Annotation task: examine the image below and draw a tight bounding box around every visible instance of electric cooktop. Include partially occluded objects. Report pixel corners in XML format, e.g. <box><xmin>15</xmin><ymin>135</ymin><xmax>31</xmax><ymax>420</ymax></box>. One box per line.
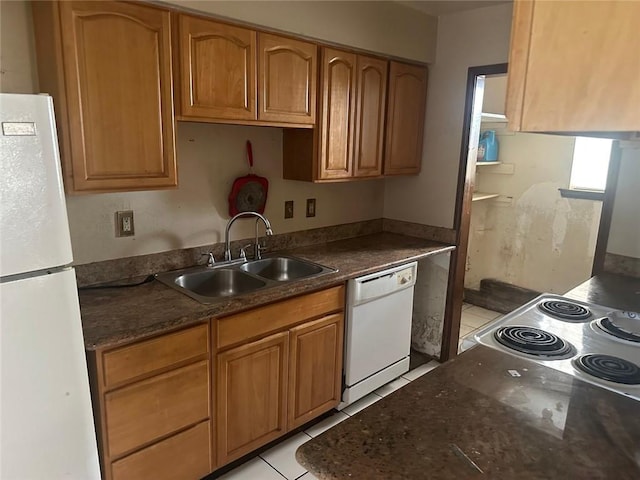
<box><xmin>474</xmin><ymin>294</ymin><xmax>640</xmax><ymax>401</ymax></box>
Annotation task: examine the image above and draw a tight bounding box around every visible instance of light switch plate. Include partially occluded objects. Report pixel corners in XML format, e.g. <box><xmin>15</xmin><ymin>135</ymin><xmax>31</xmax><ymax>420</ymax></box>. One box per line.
<box><xmin>306</xmin><ymin>198</ymin><xmax>316</xmax><ymax>218</ymax></box>
<box><xmin>285</xmin><ymin>200</ymin><xmax>294</xmax><ymax>219</ymax></box>
<box><xmin>115</xmin><ymin>210</ymin><xmax>135</xmax><ymax>237</ymax></box>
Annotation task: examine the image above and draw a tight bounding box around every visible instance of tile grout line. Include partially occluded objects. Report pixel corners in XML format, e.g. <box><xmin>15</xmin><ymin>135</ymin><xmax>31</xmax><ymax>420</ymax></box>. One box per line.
<box><xmin>260</xmin><ymin>455</ymin><xmax>299</xmax><ymax>480</ymax></box>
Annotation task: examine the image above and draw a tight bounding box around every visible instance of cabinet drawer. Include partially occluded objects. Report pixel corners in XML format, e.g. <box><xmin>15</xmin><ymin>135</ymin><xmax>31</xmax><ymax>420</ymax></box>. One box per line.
<box><xmin>216</xmin><ymin>285</ymin><xmax>345</xmax><ymax>350</ymax></box>
<box><xmin>105</xmin><ymin>360</ymin><xmax>210</xmax><ymax>458</ymax></box>
<box><xmin>102</xmin><ymin>324</ymin><xmax>209</xmax><ymax>389</ymax></box>
<box><xmin>111</xmin><ymin>421</ymin><xmax>212</xmax><ymax>480</ymax></box>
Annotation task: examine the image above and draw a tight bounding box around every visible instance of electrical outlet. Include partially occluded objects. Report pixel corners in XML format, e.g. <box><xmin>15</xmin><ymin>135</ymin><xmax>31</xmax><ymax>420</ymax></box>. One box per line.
<box><xmin>284</xmin><ymin>200</ymin><xmax>294</xmax><ymax>219</ymax></box>
<box><xmin>115</xmin><ymin>210</ymin><xmax>135</xmax><ymax>237</ymax></box>
<box><xmin>306</xmin><ymin>198</ymin><xmax>316</xmax><ymax>218</ymax></box>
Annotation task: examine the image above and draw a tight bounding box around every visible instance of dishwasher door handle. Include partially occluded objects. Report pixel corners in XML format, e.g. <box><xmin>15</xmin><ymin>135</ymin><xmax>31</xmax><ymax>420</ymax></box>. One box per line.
<box><xmin>360</xmin><ymin>272</ymin><xmax>394</xmax><ymax>284</ymax></box>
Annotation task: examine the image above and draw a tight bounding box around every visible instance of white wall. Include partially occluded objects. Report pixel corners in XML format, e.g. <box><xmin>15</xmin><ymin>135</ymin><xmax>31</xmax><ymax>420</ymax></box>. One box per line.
<box><xmin>0</xmin><ymin>0</ymin><xmax>38</xmax><ymax>92</ymax></box>
<box><xmin>608</xmin><ymin>145</ymin><xmax>640</xmax><ymax>259</ymax></box>
<box><xmin>1</xmin><ymin>0</ymin><xmax>434</xmax><ymax>264</ymax></box>
<box><xmin>466</xmin><ymin>130</ymin><xmax>602</xmax><ymax>294</ymax></box>
<box><xmin>383</xmin><ymin>3</ymin><xmax>513</xmax><ymax>229</ymax></box>
<box><xmin>66</xmin><ymin>123</ymin><xmax>384</xmax><ymax>264</ymax></box>
<box><xmin>166</xmin><ymin>0</ymin><xmax>437</xmax><ymax>63</ymax></box>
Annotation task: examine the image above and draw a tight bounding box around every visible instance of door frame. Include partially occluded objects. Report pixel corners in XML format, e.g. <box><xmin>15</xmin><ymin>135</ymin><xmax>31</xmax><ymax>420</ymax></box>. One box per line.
<box><xmin>440</xmin><ymin>63</ymin><xmax>624</xmax><ymax>362</ymax></box>
<box><xmin>440</xmin><ymin>63</ymin><xmax>507</xmax><ymax>362</ymax></box>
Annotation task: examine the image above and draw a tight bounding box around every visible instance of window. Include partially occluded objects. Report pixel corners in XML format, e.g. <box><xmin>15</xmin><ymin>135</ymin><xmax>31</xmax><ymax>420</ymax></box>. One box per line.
<box><xmin>560</xmin><ymin>137</ymin><xmax>613</xmax><ymax>200</ymax></box>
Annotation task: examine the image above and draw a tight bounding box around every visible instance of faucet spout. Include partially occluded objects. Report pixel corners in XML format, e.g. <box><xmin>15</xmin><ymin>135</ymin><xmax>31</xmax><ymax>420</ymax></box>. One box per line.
<box><xmin>224</xmin><ymin>212</ymin><xmax>273</xmax><ymax>261</ymax></box>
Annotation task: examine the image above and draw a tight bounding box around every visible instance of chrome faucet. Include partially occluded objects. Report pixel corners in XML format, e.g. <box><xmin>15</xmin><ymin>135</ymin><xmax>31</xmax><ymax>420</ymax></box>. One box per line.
<box><xmin>224</xmin><ymin>212</ymin><xmax>274</xmax><ymax>261</ymax></box>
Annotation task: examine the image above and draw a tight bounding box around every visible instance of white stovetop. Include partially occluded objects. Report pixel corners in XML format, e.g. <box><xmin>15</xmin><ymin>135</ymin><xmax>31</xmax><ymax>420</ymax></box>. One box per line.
<box><xmin>473</xmin><ymin>294</ymin><xmax>640</xmax><ymax>402</ymax></box>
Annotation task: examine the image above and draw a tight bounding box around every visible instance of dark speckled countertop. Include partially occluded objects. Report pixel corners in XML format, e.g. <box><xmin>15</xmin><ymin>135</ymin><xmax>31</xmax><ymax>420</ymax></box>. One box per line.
<box><xmin>79</xmin><ymin>232</ymin><xmax>454</xmax><ymax>350</ymax></box>
<box><xmin>297</xmin><ymin>274</ymin><xmax>640</xmax><ymax>479</ymax></box>
<box><xmin>297</xmin><ymin>345</ymin><xmax>640</xmax><ymax>480</ymax></box>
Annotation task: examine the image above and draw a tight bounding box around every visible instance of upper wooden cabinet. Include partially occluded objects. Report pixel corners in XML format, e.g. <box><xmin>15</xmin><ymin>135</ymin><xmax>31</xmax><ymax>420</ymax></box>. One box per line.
<box><xmin>384</xmin><ymin>61</ymin><xmax>428</xmax><ymax>175</ymax></box>
<box><xmin>258</xmin><ymin>33</ymin><xmax>317</xmax><ymax>124</ymax></box>
<box><xmin>177</xmin><ymin>18</ymin><xmax>317</xmax><ymax>126</ymax></box>
<box><xmin>32</xmin><ymin>1</ymin><xmax>177</xmax><ymax>193</ymax></box>
<box><xmin>318</xmin><ymin>48</ymin><xmax>357</xmax><ymax>179</ymax></box>
<box><xmin>178</xmin><ymin>15</ymin><xmax>256</xmax><ymax>121</ymax></box>
<box><xmin>506</xmin><ymin>0</ymin><xmax>640</xmax><ymax>132</ymax></box>
<box><xmin>353</xmin><ymin>55</ymin><xmax>388</xmax><ymax>178</ymax></box>
<box><xmin>283</xmin><ymin>49</ymin><xmax>388</xmax><ymax>182</ymax></box>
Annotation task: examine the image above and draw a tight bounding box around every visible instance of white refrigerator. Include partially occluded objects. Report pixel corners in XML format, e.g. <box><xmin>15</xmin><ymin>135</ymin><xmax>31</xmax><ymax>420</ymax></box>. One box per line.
<box><xmin>0</xmin><ymin>94</ymin><xmax>101</xmax><ymax>479</ymax></box>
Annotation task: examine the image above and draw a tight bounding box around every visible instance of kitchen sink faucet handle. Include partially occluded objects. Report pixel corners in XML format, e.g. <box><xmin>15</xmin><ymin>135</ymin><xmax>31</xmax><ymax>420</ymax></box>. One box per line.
<box><xmin>256</xmin><ymin>241</ymin><xmax>269</xmax><ymax>260</ymax></box>
<box><xmin>239</xmin><ymin>244</ymin><xmax>253</xmax><ymax>260</ymax></box>
<box><xmin>201</xmin><ymin>252</ymin><xmax>215</xmax><ymax>267</ymax></box>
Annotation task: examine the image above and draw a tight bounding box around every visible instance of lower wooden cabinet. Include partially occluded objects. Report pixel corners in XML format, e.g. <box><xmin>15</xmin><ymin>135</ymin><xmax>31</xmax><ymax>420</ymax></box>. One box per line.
<box><xmin>214</xmin><ymin>286</ymin><xmax>345</xmax><ymax>468</ymax></box>
<box><xmin>216</xmin><ymin>331</ymin><xmax>289</xmax><ymax>465</ymax></box>
<box><xmin>110</xmin><ymin>421</ymin><xmax>212</xmax><ymax>480</ymax></box>
<box><xmin>105</xmin><ymin>361</ymin><xmax>210</xmax><ymax>458</ymax></box>
<box><xmin>288</xmin><ymin>313</ymin><xmax>344</xmax><ymax>430</ymax></box>
<box><xmin>87</xmin><ymin>324</ymin><xmax>211</xmax><ymax>480</ymax></box>
<box><xmin>87</xmin><ymin>287</ymin><xmax>344</xmax><ymax>479</ymax></box>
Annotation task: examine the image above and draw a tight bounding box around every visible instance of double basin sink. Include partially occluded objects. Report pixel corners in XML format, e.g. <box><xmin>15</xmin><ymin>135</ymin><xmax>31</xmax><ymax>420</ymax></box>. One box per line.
<box><xmin>155</xmin><ymin>256</ymin><xmax>336</xmax><ymax>304</ymax></box>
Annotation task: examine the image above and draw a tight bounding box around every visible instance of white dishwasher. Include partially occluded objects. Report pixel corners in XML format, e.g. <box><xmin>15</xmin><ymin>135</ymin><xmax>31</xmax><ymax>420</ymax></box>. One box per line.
<box><xmin>340</xmin><ymin>261</ymin><xmax>417</xmax><ymax>408</ymax></box>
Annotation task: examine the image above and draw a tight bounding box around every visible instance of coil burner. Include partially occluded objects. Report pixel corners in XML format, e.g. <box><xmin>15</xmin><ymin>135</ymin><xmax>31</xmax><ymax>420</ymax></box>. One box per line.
<box><xmin>494</xmin><ymin>326</ymin><xmax>575</xmax><ymax>359</ymax></box>
<box><xmin>573</xmin><ymin>354</ymin><xmax>640</xmax><ymax>385</ymax></box>
<box><xmin>538</xmin><ymin>300</ymin><xmax>591</xmax><ymax>322</ymax></box>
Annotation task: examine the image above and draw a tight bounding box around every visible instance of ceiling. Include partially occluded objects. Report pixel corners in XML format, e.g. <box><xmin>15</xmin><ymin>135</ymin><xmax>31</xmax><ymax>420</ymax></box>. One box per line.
<box><xmin>398</xmin><ymin>0</ymin><xmax>510</xmax><ymax>17</ymax></box>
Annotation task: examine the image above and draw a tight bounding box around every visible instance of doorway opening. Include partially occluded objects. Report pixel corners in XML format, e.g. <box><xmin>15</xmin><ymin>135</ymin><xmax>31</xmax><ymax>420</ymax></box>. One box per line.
<box><xmin>441</xmin><ymin>64</ymin><xmax>620</xmax><ymax>359</ymax></box>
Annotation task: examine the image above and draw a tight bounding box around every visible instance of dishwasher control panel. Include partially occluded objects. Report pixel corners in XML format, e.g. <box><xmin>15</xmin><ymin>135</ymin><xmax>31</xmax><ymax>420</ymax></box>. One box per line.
<box><xmin>396</xmin><ymin>267</ymin><xmax>413</xmax><ymax>286</ymax></box>
<box><xmin>347</xmin><ymin>262</ymin><xmax>418</xmax><ymax>307</ymax></box>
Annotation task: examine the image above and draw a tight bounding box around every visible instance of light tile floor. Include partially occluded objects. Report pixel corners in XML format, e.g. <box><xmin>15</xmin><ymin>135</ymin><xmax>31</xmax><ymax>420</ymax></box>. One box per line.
<box><xmin>458</xmin><ymin>303</ymin><xmax>502</xmax><ymax>352</ymax></box>
<box><xmin>216</xmin><ymin>359</ymin><xmax>440</xmax><ymax>480</ymax></box>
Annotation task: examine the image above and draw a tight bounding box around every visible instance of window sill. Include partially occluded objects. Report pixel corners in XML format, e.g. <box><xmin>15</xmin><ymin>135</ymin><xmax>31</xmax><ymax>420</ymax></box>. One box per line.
<box><xmin>558</xmin><ymin>188</ymin><xmax>604</xmax><ymax>201</ymax></box>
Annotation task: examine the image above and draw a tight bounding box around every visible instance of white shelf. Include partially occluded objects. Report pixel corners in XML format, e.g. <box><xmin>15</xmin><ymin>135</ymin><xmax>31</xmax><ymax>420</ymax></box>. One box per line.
<box><xmin>472</xmin><ymin>192</ymin><xmax>500</xmax><ymax>202</ymax></box>
<box><xmin>481</xmin><ymin>112</ymin><xmax>508</xmax><ymax>123</ymax></box>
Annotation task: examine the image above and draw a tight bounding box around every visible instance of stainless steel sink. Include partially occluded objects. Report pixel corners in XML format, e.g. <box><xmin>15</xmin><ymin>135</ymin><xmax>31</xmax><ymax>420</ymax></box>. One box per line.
<box><xmin>240</xmin><ymin>256</ymin><xmax>328</xmax><ymax>282</ymax></box>
<box><xmin>155</xmin><ymin>256</ymin><xmax>336</xmax><ymax>304</ymax></box>
<box><xmin>175</xmin><ymin>268</ymin><xmax>266</xmax><ymax>297</ymax></box>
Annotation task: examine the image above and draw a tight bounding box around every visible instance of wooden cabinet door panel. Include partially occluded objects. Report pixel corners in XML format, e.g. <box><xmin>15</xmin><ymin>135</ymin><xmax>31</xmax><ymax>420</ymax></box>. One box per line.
<box><xmin>354</xmin><ymin>56</ymin><xmax>387</xmax><ymax>178</ymax></box>
<box><xmin>259</xmin><ymin>33</ymin><xmax>317</xmax><ymax>124</ymax></box>
<box><xmin>288</xmin><ymin>313</ymin><xmax>344</xmax><ymax>430</ymax></box>
<box><xmin>216</xmin><ymin>332</ymin><xmax>288</xmax><ymax>466</ymax></box>
<box><xmin>179</xmin><ymin>15</ymin><xmax>256</xmax><ymax>120</ymax></box>
<box><xmin>508</xmin><ymin>1</ymin><xmax>640</xmax><ymax>132</ymax></box>
<box><xmin>384</xmin><ymin>61</ymin><xmax>428</xmax><ymax>175</ymax></box>
<box><xmin>59</xmin><ymin>1</ymin><xmax>176</xmax><ymax>191</ymax></box>
<box><xmin>105</xmin><ymin>360</ymin><xmax>210</xmax><ymax>458</ymax></box>
<box><xmin>318</xmin><ymin>48</ymin><xmax>356</xmax><ymax>179</ymax></box>
<box><xmin>111</xmin><ymin>421</ymin><xmax>211</xmax><ymax>480</ymax></box>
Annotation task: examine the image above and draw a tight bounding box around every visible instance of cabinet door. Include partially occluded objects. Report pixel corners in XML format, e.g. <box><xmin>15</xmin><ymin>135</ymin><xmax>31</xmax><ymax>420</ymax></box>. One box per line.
<box><xmin>58</xmin><ymin>1</ymin><xmax>176</xmax><ymax>192</ymax></box>
<box><xmin>258</xmin><ymin>33</ymin><xmax>317</xmax><ymax>124</ymax></box>
<box><xmin>318</xmin><ymin>48</ymin><xmax>357</xmax><ymax>180</ymax></box>
<box><xmin>353</xmin><ymin>55</ymin><xmax>387</xmax><ymax>178</ymax></box>
<box><xmin>288</xmin><ymin>313</ymin><xmax>344</xmax><ymax>430</ymax></box>
<box><xmin>216</xmin><ymin>331</ymin><xmax>288</xmax><ymax>466</ymax></box>
<box><xmin>178</xmin><ymin>15</ymin><xmax>256</xmax><ymax>120</ymax></box>
<box><xmin>384</xmin><ymin>61</ymin><xmax>428</xmax><ymax>175</ymax></box>
<box><xmin>506</xmin><ymin>0</ymin><xmax>640</xmax><ymax>132</ymax></box>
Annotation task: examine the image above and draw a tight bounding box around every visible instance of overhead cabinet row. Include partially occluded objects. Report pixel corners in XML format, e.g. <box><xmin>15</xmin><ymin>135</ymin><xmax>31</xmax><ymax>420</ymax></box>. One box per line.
<box><xmin>283</xmin><ymin>51</ymin><xmax>428</xmax><ymax>181</ymax></box>
<box><xmin>32</xmin><ymin>1</ymin><xmax>428</xmax><ymax>193</ymax></box>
